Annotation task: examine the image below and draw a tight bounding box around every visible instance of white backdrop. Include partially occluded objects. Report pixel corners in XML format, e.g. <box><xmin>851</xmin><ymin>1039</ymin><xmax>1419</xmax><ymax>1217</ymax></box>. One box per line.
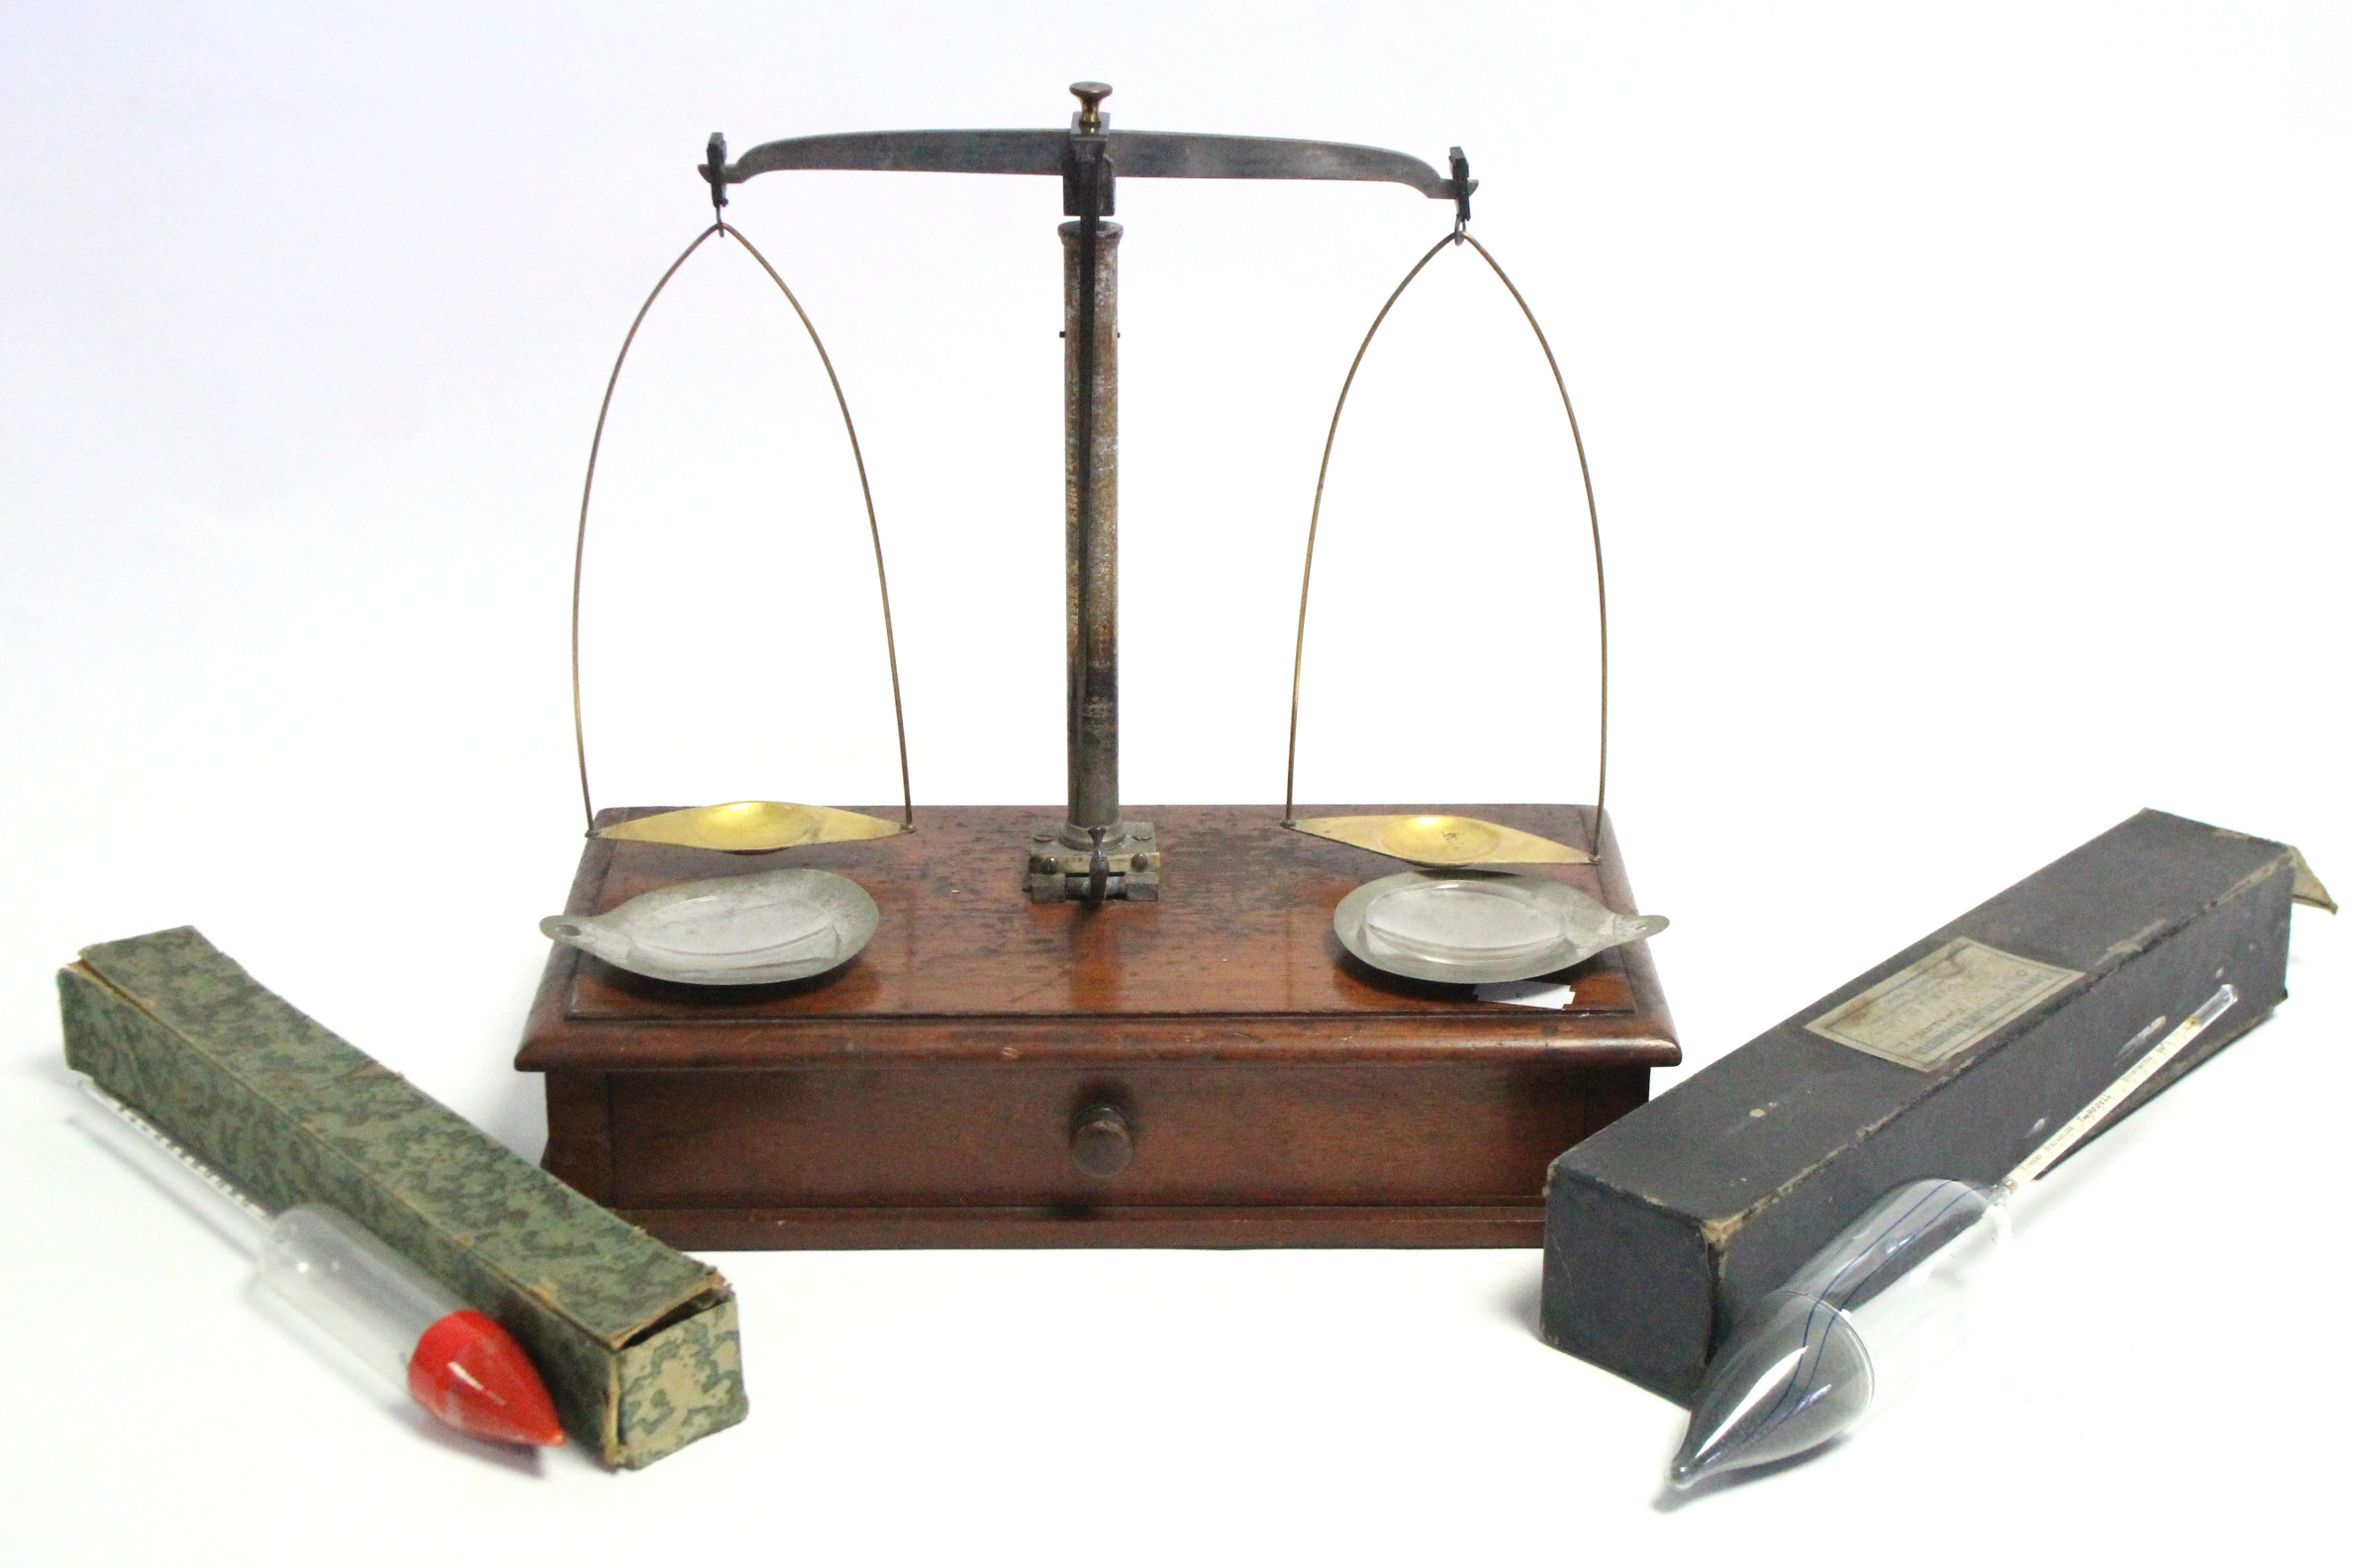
<box><xmin>2</xmin><ymin>4</ymin><xmax>2345</xmax><ymax>1562</ymax></box>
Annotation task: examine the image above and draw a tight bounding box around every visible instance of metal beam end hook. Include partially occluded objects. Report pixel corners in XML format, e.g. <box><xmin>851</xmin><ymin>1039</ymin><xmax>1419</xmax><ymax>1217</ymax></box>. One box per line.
<box><xmin>703</xmin><ymin>132</ymin><xmax>731</xmax><ymax>214</ymax></box>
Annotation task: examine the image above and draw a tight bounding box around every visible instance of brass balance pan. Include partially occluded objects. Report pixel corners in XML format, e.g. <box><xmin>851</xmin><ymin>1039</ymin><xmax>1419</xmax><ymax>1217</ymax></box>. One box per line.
<box><xmin>598</xmin><ymin>801</ymin><xmax>906</xmax><ymax>854</ymax></box>
<box><xmin>1288</xmin><ymin>814</ymin><xmax>1590</xmax><ymax>867</ymax></box>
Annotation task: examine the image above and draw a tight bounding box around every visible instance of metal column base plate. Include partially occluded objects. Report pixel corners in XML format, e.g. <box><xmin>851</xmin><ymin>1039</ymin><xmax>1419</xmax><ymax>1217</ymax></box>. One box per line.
<box><xmin>1024</xmin><ymin>821</ymin><xmax>1162</xmax><ymax>902</ymax></box>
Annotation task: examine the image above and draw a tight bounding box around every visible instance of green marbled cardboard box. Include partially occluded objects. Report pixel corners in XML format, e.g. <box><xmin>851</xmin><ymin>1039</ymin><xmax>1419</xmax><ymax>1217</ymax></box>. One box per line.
<box><xmin>58</xmin><ymin>926</ymin><xmax>747</xmax><ymax>1468</ymax></box>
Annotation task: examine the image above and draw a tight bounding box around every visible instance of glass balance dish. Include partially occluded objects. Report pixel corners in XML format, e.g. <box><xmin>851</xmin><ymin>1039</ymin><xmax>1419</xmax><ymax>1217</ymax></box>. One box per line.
<box><xmin>1332</xmin><ymin>869</ymin><xmax>1668</xmax><ymax>985</ymax></box>
<box><xmin>540</xmin><ymin>866</ymin><xmax>879</xmax><ymax>986</ymax></box>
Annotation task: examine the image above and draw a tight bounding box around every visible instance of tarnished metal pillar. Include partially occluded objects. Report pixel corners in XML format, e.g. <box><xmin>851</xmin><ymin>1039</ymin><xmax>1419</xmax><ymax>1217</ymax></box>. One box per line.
<box><xmin>1027</xmin><ymin>81</ymin><xmax>1159</xmax><ymax>902</ymax></box>
<box><xmin>1062</xmin><ymin>214</ymin><xmax>1121</xmax><ymax>832</ymax></box>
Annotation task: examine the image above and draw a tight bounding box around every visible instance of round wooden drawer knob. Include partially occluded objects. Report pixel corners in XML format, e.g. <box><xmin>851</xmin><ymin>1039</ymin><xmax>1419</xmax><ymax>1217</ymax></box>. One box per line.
<box><xmin>1070</xmin><ymin>1104</ymin><xmax>1133</xmax><ymax>1178</ymax></box>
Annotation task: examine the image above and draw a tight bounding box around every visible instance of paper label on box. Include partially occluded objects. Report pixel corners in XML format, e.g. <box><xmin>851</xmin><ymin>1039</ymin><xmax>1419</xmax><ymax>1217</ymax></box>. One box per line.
<box><xmin>1807</xmin><ymin>937</ymin><xmax>2082</xmax><ymax>1070</ymax></box>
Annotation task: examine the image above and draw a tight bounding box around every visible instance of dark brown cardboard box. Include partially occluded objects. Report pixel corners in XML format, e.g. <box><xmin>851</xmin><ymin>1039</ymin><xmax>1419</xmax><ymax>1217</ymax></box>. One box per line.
<box><xmin>1541</xmin><ymin>809</ymin><xmax>2300</xmax><ymax>1404</ymax></box>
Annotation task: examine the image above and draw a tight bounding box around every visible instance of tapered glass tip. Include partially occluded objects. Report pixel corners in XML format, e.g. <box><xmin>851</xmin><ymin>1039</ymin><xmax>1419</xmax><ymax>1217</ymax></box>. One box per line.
<box><xmin>1669</xmin><ymin>1290</ymin><xmax>1874</xmax><ymax>1490</ymax></box>
<box><xmin>1668</xmin><ymin>1178</ymin><xmax>2010</xmax><ymax>1491</ymax></box>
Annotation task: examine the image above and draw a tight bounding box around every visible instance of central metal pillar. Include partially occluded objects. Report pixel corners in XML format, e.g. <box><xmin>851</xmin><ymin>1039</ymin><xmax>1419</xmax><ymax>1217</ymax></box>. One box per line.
<box><xmin>1062</xmin><ymin>212</ymin><xmax>1121</xmax><ymax>832</ymax></box>
<box><xmin>1028</xmin><ymin>80</ymin><xmax>1159</xmax><ymax>903</ymax></box>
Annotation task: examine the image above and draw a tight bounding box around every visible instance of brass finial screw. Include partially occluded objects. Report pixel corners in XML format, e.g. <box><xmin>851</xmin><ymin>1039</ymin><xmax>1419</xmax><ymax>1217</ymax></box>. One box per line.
<box><xmin>1070</xmin><ymin>80</ymin><xmax>1112</xmax><ymax>132</ymax></box>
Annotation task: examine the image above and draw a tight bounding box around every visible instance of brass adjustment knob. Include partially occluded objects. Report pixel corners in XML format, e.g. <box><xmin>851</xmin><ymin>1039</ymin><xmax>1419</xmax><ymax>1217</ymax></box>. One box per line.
<box><xmin>1069</xmin><ymin>80</ymin><xmax>1112</xmax><ymax>132</ymax></box>
<box><xmin>1070</xmin><ymin>1103</ymin><xmax>1133</xmax><ymax>1178</ymax></box>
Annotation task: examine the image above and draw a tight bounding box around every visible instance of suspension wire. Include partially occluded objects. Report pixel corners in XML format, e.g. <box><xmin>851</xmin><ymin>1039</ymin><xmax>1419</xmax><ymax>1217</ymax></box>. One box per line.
<box><xmin>572</xmin><ymin>224</ymin><xmax>719</xmax><ymax>832</ymax></box>
<box><xmin>719</xmin><ymin>223</ymin><xmax>914</xmax><ymax>831</ymax></box>
<box><xmin>1457</xmin><ymin>232</ymin><xmax>1609</xmax><ymax>857</ymax></box>
<box><xmin>1282</xmin><ymin>229</ymin><xmax>1611</xmax><ymax>858</ymax></box>
<box><xmin>570</xmin><ymin>223</ymin><xmax>915</xmax><ymax>833</ymax></box>
<box><xmin>1282</xmin><ymin>232</ymin><xmax>1452</xmax><ymax>828</ymax></box>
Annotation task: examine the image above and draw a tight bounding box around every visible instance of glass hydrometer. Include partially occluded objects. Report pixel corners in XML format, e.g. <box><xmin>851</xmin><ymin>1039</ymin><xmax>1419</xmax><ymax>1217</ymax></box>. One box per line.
<box><xmin>73</xmin><ymin>1077</ymin><xmax>566</xmax><ymax>1448</ymax></box>
<box><xmin>1669</xmin><ymin>982</ymin><xmax>2240</xmax><ymax>1491</ymax></box>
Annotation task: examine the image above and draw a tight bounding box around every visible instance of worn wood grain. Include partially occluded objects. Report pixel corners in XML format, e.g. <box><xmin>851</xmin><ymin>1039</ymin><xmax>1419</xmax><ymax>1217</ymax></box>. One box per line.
<box><xmin>520</xmin><ymin>804</ymin><xmax>1677</xmax><ymax>1246</ymax></box>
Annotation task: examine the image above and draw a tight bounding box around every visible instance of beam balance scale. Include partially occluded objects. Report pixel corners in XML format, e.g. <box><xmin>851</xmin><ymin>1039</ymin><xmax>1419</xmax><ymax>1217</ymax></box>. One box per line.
<box><xmin>519</xmin><ymin>83</ymin><xmax>1678</xmax><ymax>1247</ymax></box>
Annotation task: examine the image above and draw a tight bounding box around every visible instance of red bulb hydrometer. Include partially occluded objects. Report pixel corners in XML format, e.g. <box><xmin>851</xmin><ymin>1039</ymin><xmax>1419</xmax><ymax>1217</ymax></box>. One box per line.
<box><xmin>74</xmin><ymin>1077</ymin><xmax>565</xmax><ymax>1449</ymax></box>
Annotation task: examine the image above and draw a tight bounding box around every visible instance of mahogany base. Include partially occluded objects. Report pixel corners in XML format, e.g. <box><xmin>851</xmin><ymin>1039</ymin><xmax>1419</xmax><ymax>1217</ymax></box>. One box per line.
<box><xmin>518</xmin><ymin>805</ymin><xmax>1678</xmax><ymax>1249</ymax></box>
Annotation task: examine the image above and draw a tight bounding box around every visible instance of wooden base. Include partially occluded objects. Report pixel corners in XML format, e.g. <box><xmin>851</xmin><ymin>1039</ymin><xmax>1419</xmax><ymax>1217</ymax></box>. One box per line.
<box><xmin>519</xmin><ymin>805</ymin><xmax>1678</xmax><ymax>1249</ymax></box>
<box><xmin>627</xmin><ymin>1204</ymin><xmax>1550</xmax><ymax>1250</ymax></box>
